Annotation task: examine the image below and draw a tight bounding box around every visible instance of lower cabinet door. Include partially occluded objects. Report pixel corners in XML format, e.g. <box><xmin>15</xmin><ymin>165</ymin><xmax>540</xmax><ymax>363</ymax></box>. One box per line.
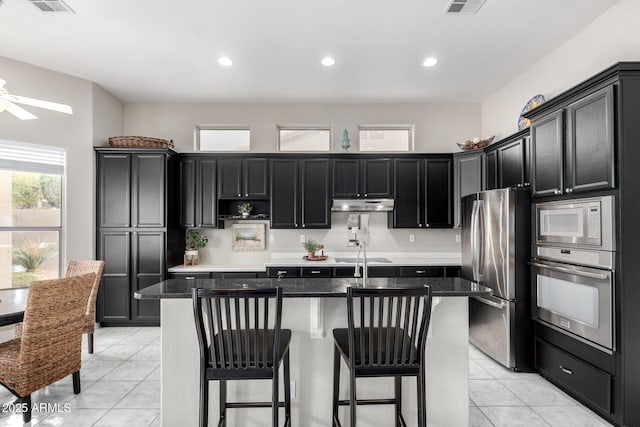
<box><xmin>98</xmin><ymin>231</ymin><xmax>131</xmax><ymax>322</ymax></box>
<box><xmin>535</xmin><ymin>338</ymin><xmax>612</xmax><ymax>413</ymax></box>
<box><xmin>133</xmin><ymin>232</ymin><xmax>164</xmax><ymax>323</ymax></box>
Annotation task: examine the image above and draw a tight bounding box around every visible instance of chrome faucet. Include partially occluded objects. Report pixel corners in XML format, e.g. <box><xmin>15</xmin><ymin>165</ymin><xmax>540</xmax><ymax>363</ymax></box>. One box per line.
<box><xmin>348</xmin><ymin>214</ymin><xmax>370</xmax><ymax>285</ymax></box>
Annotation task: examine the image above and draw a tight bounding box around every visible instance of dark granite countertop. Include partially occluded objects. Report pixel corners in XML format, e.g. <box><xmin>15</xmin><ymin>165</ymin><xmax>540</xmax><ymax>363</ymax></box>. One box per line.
<box><xmin>135</xmin><ymin>277</ymin><xmax>491</xmax><ymax>299</ymax></box>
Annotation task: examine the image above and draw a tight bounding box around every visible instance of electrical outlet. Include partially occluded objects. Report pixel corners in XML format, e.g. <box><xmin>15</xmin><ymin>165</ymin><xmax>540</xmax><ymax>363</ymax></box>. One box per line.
<box><xmin>269</xmin><ymin>234</ymin><xmax>275</xmax><ymax>244</ymax></box>
<box><xmin>409</xmin><ymin>234</ymin><xmax>415</xmax><ymax>243</ymax></box>
<box><xmin>456</xmin><ymin>234</ymin><xmax>461</xmax><ymax>243</ymax></box>
<box><xmin>300</xmin><ymin>235</ymin><xmax>306</xmax><ymax>243</ymax></box>
<box><xmin>291</xmin><ymin>381</ymin><xmax>296</xmax><ymax>399</ymax></box>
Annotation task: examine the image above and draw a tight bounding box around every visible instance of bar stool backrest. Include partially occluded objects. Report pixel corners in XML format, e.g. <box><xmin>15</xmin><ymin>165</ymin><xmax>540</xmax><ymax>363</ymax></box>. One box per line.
<box><xmin>346</xmin><ymin>286</ymin><xmax>432</xmax><ymax>368</ymax></box>
<box><xmin>193</xmin><ymin>288</ymin><xmax>283</xmax><ymax>370</ymax></box>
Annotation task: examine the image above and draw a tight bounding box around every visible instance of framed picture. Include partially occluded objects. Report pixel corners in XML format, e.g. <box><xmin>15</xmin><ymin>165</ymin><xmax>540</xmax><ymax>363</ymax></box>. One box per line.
<box><xmin>231</xmin><ymin>223</ymin><xmax>266</xmax><ymax>251</ymax></box>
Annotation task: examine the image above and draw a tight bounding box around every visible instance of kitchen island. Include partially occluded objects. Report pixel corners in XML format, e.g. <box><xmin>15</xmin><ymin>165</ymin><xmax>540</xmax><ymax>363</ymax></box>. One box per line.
<box><xmin>136</xmin><ymin>277</ymin><xmax>489</xmax><ymax>427</ymax></box>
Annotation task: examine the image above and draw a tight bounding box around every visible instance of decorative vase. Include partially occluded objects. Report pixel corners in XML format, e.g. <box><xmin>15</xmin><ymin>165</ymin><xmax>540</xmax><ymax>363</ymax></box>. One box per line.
<box><xmin>308</xmin><ymin>251</ymin><xmax>316</xmax><ymax>259</ymax></box>
<box><xmin>241</xmin><ymin>212</ymin><xmax>250</xmax><ymax>218</ymax></box>
<box><xmin>340</xmin><ymin>129</ymin><xmax>351</xmax><ymax>153</ymax></box>
<box><xmin>185</xmin><ymin>249</ymin><xmax>198</xmax><ymax>260</ymax></box>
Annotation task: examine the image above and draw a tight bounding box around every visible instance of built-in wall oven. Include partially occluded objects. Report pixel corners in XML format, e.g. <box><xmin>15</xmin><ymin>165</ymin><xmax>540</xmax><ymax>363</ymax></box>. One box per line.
<box><xmin>532</xmin><ymin>196</ymin><xmax>615</xmax><ymax>354</ymax></box>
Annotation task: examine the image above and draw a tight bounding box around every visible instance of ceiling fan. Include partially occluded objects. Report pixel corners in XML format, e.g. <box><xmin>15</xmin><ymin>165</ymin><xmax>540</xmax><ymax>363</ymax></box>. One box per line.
<box><xmin>0</xmin><ymin>79</ymin><xmax>73</xmax><ymax>120</ymax></box>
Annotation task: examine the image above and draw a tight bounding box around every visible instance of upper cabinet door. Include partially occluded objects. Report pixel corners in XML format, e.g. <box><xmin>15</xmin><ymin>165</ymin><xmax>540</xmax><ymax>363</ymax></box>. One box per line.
<box><xmin>566</xmin><ymin>86</ymin><xmax>615</xmax><ymax>194</ymax></box>
<box><xmin>133</xmin><ymin>154</ymin><xmax>166</xmax><ymax>228</ymax></box>
<box><xmin>300</xmin><ymin>159</ymin><xmax>331</xmax><ymax>228</ymax></box>
<box><xmin>332</xmin><ymin>159</ymin><xmax>360</xmax><ymax>198</ymax></box>
<box><xmin>484</xmin><ymin>150</ymin><xmax>498</xmax><ymax>191</ymax></box>
<box><xmin>198</xmin><ymin>159</ymin><xmax>217</xmax><ymax>228</ymax></box>
<box><xmin>531</xmin><ymin>110</ymin><xmax>564</xmax><ymax>197</ymax></box>
<box><xmin>453</xmin><ymin>152</ymin><xmax>484</xmax><ymax>228</ymax></box>
<box><xmin>217</xmin><ymin>158</ymin><xmax>243</xmax><ymax>198</ymax></box>
<box><xmin>498</xmin><ymin>139</ymin><xmax>525</xmax><ymax>188</ymax></box>
<box><xmin>243</xmin><ymin>158</ymin><xmax>269</xmax><ymax>198</ymax></box>
<box><xmin>424</xmin><ymin>158</ymin><xmax>453</xmax><ymax>228</ymax></box>
<box><xmin>270</xmin><ymin>159</ymin><xmax>299</xmax><ymax>228</ymax></box>
<box><xmin>98</xmin><ymin>154</ymin><xmax>131</xmax><ymax>228</ymax></box>
<box><xmin>178</xmin><ymin>158</ymin><xmax>196</xmax><ymax>228</ymax></box>
<box><xmin>392</xmin><ymin>159</ymin><xmax>422</xmax><ymax>228</ymax></box>
<box><xmin>363</xmin><ymin>158</ymin><xmax>393</xmax><ymax>198</ymax></box>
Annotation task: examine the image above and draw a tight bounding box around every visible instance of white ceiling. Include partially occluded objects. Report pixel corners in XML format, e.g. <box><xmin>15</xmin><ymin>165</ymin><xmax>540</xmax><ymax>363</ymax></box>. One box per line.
<box><xmin>0</xmin><ymin>0</ymin><xmax>620</xmax><ymax>103</ymax></box>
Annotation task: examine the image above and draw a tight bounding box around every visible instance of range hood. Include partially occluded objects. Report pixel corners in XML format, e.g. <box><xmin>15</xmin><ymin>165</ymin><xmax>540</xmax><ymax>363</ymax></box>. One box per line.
<box><xmin>331</xmin><ymin>198</ymin><xmax>394</xmax><ymax>212</ymax></box>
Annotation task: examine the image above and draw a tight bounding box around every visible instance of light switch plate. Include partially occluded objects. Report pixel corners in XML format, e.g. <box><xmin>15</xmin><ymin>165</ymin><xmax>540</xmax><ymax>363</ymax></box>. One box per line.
<box><xmin>409</xmin><ymin>234</ymin><xmax>415</xmax><ymax>243</ymax></box>
<box><xmin>300</xmin><ymin>235</ymin><xmax>306</xmax><ymax>243</ymax></box>
<box><xmin>269</xmin><ymin>234</ymin><xmax>275</xmax><ymax>244</ymax></box>
<box><xmin>456</xmin><ymin>234</ymin><xmax>461</xmax><ymax>243</ymax></box>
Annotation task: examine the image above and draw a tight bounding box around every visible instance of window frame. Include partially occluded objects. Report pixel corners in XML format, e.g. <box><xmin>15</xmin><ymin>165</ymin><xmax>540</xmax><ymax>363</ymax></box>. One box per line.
<box><xmin>277</xmin><ymin>125</ymin><xmax>332</xmax><ymax>152</ymax></box>
<box><xmin>358</xmin><ymin>124</ymin><xmax>415</xmax><ymax>152</ymax></box>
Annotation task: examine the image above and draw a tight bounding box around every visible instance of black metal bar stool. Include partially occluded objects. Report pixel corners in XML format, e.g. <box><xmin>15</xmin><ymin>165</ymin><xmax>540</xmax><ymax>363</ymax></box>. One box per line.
<box><xmin>193</xmin><ymin>287</ymin><xmax>292</xmax><ymax>427</ymax></box>
<box><xmin>332</xmin><ymin>286</ymin><xmax>433</xmax><ymax>427</ymax></box>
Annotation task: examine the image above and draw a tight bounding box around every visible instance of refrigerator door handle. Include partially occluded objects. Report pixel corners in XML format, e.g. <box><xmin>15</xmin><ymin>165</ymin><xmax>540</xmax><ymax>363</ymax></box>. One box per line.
<box><xmin>477</xmin><ymin>199</ymin><xmax>485</xmax><ymax>279</ymax></box>
<box><xmin>471</xmin><ymin>200</ymin><xmax>480</xmax><ymax>281</ymax></box>
<box><xmin>472</xmin><ymin>295</ymin><xmax>507</xmax><ymax>309</ymax></box>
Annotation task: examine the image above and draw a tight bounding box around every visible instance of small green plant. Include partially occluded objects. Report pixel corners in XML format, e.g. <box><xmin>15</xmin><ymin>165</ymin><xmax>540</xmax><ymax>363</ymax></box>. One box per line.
<box><xmin>12</xmin><ymin>240</ymin><xmax>57</xmax><ymax>272</ymax></box>
<box><xmin>185</xmin><ymin>229</ymin><xmax>208</xmax><ymax>250</ymax></box>
<box><xmin>237</xmin><ymin>202</ymin><xmax>252</xmax><ymax>215</ymax></box>
<box><xmin>302</xmin><ymin>239</ymin><xmax>321</xmax><ymax>253</ymax></box>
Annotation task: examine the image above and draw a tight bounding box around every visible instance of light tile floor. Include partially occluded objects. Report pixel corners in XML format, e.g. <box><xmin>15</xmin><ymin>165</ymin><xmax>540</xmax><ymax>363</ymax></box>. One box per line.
<box><xmin>0</xmin><ymin>327</ymin><xmax>614</xmax><ymax>426</ymax></box>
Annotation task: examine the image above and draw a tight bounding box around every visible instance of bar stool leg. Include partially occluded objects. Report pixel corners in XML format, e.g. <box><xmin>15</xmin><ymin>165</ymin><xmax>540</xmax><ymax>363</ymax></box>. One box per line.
<box><xmin>219</xmin><ymin>380</ymin><xmax>227</xmax><ymax>427</ymax></box>
<box><xmin>332</xmin><ymin>345</ymin><xmax>341</xmax><ymax>425</ymax></box>
<box><xmin>272</xmin><ymin>365</ymin><xmax>279</xmax><ymax>427</ymax></box>
<box><xmin>199</xmin><ymin>376</ymin><xmax>209</xmax><ymax>427</ymax></box>
<box><xmin>394</xmin><ymin>376</ymin><xmax>402</xmax><ymax>427</ymax></box>
<box><xmin>417</xmin><ymin>368</ymin><xmax>426</xmax><ymax>427</ymax></box>
<box><xmin>284</xmin><ymin>350</ymin><xmax>291</xmax><ymax>423</ymax></box>
<box><xmin>349</xmin><ymin>369</ymin><xmax>357</xmax><ymax>427</ymax></box>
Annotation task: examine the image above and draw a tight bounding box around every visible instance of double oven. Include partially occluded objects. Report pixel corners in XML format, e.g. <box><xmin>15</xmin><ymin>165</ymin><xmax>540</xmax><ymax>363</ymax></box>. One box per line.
<box><xmin>531</xmin><ymin>195</ymin><xmax>615</xmax><ymax>354</ymax></box>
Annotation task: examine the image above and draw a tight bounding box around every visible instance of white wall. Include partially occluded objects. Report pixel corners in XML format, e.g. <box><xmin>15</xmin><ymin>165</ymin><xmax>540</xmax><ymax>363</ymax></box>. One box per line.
<box><xmin>481</xmin><ymin>0</ymin><xmax>640</xmax><ymax>139</ymax></box>
<box><xmin>122</xmin><ymin>102</ymin><xmax>481</xmax><ymax>153</ymax></box>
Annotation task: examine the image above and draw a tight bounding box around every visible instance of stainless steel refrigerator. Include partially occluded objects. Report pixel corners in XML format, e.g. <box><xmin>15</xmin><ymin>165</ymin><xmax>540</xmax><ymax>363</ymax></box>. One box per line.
<box><xmin>462</xmin><ymin>187</ymin><xmax>533</xmax><ymax>371</ymax></box>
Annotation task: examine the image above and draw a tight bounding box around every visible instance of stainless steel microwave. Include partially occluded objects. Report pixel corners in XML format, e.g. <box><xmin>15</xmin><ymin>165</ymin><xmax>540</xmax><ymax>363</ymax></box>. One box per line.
<box><xmin>535</xmin><ymin>196</ymin><xmax>615</xmax><ymax>251</ymax></box>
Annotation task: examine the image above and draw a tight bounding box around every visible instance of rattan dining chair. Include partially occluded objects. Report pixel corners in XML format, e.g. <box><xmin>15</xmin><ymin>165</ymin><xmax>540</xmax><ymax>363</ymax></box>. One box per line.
<box><xmin>15</xmin><ymin>260</ymin><xmax>105</xmax><ymax>354</ymax></box>
<box><xmin>332</xmin><ymin>286</ymin><xmax>433</xmax><ymax>427</ymax></box>
<box><xmin>65</xmin><ymin>260</ymin><xmax>105</xmax><ymax>354</ymax></box>
<box><xmin>193</xmin><ymin>287</ymin><xmax>292</xmax><ymax>427</ymax></box>
<box><xmin>0</xmin><ymin>273</ymin><xmax>95</xmax><ymax>423</ymax></box>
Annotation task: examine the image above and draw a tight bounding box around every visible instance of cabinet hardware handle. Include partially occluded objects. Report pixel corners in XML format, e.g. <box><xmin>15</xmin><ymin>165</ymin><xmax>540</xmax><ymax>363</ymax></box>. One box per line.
<box><xmin>426</xmin><ymin>224</ymin><xmax>430</xmax><ymax>227</ymax></box>
<box><xmin>277</xmin><ymin>271</ymin><xmax>288</xmax><ymax>275</ymax></box>
<box><xmin>357</xmin><ymin>193</ymin><xmax>360</xmax><ymax>197</ymax></box>
<box><xmin>524</xmin><ymin>183</ymin><xmax>530</xmax><ymax>186</ymax></box>
<box><xmin>311</xmin><ymin>270</ymin><xmax>321</xmax><ymax>274</ymax></box>
<box><xmin>295</xmin><ymin>223</ymin><xmax>298</xmax><ymax>227</ymax></box>
<box><xmin>364</xmin><ymin>193</ymin><xmax>368</xmax><ymax>197</ymax></box>
<box><xmin>416</xmin><ymin>270</ymin><xmax>426</xmax><ymax>274</ymax></box>
<box><xmin>185</xmin><ymin>276</ymin><xmax>195</xmax><ymax>280</ymax></box>
<box><xmin>245</xmin><ymin>193</ymin><xmax>248</xmax><ymax>197</ymax></box>
<box><xmin>517</xmin><ymin>184</ymin><xmax>523</xmax><ymax>188</ymax></box>
<box><xmin>559</xmin><ymin>366</ymin><xmax>573</xmax><ymax>375</ymax></box>
<box><xmin>419</xmin><ymin>224</ymin><xmax>422</xmax><ymax>227</ymax></box>
<box><xmin>567</xmin><ymin>188</ymin><xmax>573</xmax><ymax>193</ymax></box>
<box><xmin>302</xmin><ymin>224</ymin><xmax>306</xmax><ymax>228</ymax></box>
<box><xmin>554</xmin><ymin>189</ymin><xmax>562</xmax><ymax>195</ymax></box>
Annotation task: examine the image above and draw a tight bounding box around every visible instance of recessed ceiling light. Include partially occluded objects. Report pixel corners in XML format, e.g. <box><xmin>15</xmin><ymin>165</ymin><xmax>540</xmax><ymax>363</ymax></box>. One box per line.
<box><xmin>218</xmin><ymin>57</ymin><xmax>233</xmax><ymax>67</ymax></box>
<box><xmin>321</xmin><ymin>57</ymin><xmax>336</xmax><ymax>67</ymax></box>
<box><xmin>422</xmin><ymin>57</ymin><xmax>438</xmax><ymax>67</ymax></box>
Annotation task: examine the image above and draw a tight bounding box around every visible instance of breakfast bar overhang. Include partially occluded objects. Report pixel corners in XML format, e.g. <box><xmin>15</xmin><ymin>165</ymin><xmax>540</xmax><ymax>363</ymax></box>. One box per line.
<box><xmin>136</xmin><ymin>277</ymin><xmax>490</xmax><ymax>427</ymax></box>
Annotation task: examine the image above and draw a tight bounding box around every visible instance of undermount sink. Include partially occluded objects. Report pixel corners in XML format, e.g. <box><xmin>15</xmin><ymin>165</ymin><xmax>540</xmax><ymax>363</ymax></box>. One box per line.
<box><xmin>334</xmin><ymin>257</ymin><xmax>392</xmax><ymax>264</ymax></box>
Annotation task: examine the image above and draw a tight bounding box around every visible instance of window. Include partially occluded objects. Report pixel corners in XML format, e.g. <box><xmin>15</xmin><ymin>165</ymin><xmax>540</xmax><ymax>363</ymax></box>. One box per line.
<box><xmin>196</xmin><ymin>126</ymin><xmax>250</xmax><ymax>152</ymax></box>
<box><xmin>0</xmin><ymin>140</ymin><xmax>64</xmax><ymax>288</ymax></box>
<box><xmin>358</xmin><ymin>125</ymin><xmax>414</xmax><ymax>152</ymax></box>
<box><xmin>278</xmin><ymin>126</ymin><xmax>331</xmax><ymax>152</ymax></box>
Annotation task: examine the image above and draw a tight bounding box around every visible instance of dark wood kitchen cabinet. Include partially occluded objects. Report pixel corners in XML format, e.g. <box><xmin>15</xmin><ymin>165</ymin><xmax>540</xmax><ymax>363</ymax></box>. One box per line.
<box><xmin>332</xmin><ymin>158</ymin><xmax>392</xmax><ymax>198</ymax></box>
<box><xmin>392</xmin><ymin>157</ymin><xmax>452</xmax><ymax>228</ymax></box>
<box><xmin>484</xmin><ymin>130</ymin><xmax>530</xmax><ymax>191</ymax></box>
<box><xmin>96</xmin><ymin>148</ymin><xmax>182</xmax><ymax>326</ymax></box>
<box><xmin>531</xmin><ymin>85</ymin><xmax>614</xmax><ymax>197</ymax></box>
<box><xmin>178</xmin><ymin>157</ymin><xmax>217</xmax><ymax>228</ymax></box>
<box><xmin>453</xmin><ymin>151</ymin><xmax>484</xmax><ymax>227</ymax></box>
<box><xmin>270</xmin><ymin>158</ymin><xmax>331</xmax><ymax>229</ymax></box>
<box><xmin>217</xmin><ymin>157</ymin><xmax>268</xmax><ymax>199</ymax></box>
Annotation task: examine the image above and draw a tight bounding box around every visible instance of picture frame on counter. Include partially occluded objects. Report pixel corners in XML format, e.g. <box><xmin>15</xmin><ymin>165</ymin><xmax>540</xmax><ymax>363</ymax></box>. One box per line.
<box><xmin>231</xmin><ymin>223</ymin><xmax>266</xmax><ymax>251</ymax></box>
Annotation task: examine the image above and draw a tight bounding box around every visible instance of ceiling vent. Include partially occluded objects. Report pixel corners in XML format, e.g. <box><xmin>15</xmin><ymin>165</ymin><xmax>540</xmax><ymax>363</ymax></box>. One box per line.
<box><xmin>28</xmin><ymin>0</ymin><xmax>74</xmax><ymax>12</ymax></box>
<box><xmin>444</xmin><ymin>0</ymin><xmax>486</xmax><ymax>15</ymax></box>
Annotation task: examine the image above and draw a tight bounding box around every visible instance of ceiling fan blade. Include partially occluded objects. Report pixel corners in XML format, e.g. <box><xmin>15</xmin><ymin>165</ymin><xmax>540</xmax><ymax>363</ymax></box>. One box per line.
<box><xmin>4</xmin><ymin>94</ymin><xmax>72</xmax><ymax>114</ymax></box>
<box><xmin>1</xmin><ymin>100</ymin><xmax>38</xmax><ymax>120</ymax></box>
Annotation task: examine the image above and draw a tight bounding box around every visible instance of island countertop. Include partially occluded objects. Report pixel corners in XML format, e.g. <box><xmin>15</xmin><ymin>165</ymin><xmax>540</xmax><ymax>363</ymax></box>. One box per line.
<box><xmin>135</xmin><ymin>276</ymin><xmax>490</xmax><ymax>299</ymax></box>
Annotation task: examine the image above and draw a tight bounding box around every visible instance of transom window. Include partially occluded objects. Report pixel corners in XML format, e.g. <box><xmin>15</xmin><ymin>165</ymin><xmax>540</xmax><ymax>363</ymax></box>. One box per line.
<box><xmin>196</xmin><ymin>126</ymin><xmax>251</xmax><ymax>152</ymax></box>
<box><xmin>278</xmin><ymin>126</ymin><xmax>331</xmax><ymax>152</ymax></box>
<box><xmin>358</xmin><ymin>125</ymin><xmax>414</xmax><ymax>152</ymax></box>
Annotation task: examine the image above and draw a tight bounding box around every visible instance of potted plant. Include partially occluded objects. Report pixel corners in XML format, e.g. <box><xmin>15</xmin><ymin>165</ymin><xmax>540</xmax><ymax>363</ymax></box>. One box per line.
<box><xmin>302</xmin><ymin>239</ymin><xmax>321</xmax><ymax>258</ymax></box>
<box><xmin>12</xmin><ymin>240</ymin><xmax>57</xmax><ymax>273</ymax></box>
<box><xmin>185</xmin><ymin>229</ymin><xmax>208</xmax><ymax>264</ymax></box>
<box><xmin>238</xmin><ymin>202</ymin><xmax>252</xmax><ymax>218</ymax></box>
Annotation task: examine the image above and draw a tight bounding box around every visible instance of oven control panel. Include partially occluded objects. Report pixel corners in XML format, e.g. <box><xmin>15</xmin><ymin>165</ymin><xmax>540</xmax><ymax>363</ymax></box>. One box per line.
<box><xmin>536</xmin><ymin>246</ymin><xmax>613</xmax><ymax>270</ymax></box>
